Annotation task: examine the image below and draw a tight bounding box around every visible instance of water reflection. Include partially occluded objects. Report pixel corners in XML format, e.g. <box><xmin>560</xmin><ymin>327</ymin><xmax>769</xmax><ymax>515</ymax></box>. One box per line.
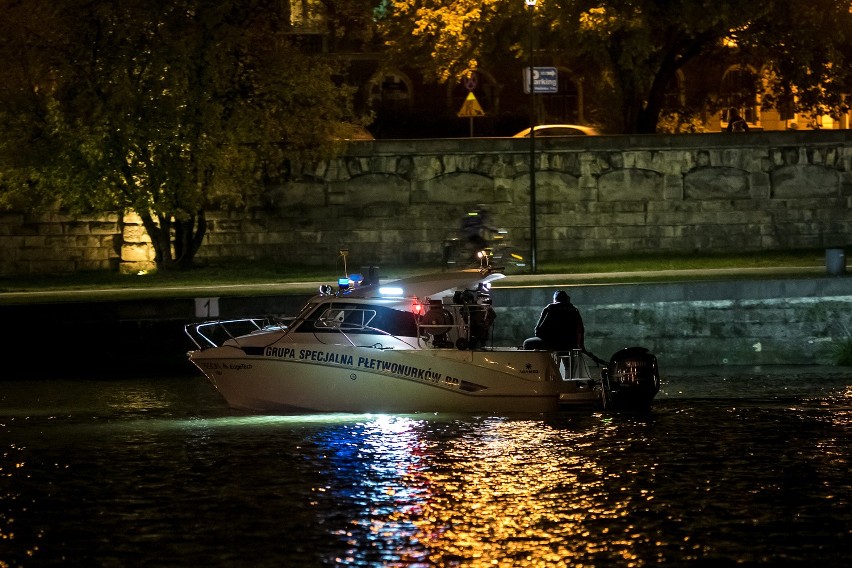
<box><xmin>302</xmin><ymin>415</ymin><xmax>667</xmax><ymax>566</ymax></box>
<box><xmin>404</xmin><ymin>418</ymin><xmax>616</xmax><ymax>566</ymax></box>
<box><xmin>1</xmin><ymin>369</ymin><xmax>850</xmax><ymax>566</ymax></box>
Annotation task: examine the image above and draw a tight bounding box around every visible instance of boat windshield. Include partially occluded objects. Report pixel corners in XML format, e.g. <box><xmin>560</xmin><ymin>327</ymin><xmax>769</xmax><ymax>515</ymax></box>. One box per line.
<box><xmin>291</xmin><ymin>301</ymin><xmax>418</xmax><ymax>337</ymax></box>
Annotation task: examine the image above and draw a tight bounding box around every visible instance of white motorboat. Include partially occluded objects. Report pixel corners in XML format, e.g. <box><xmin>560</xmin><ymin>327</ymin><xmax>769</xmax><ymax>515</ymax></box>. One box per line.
<box><xmin>185</xmin><ymin>268</ymin><xmax>660</xmax><ymax>414</ymax></box>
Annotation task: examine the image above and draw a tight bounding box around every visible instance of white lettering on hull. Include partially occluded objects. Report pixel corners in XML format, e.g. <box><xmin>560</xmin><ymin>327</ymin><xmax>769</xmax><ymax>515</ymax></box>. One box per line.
<box><xmin>212</xmin><ymin>346</ymin><xmax>479</xmax><ymax>389</ymax></box>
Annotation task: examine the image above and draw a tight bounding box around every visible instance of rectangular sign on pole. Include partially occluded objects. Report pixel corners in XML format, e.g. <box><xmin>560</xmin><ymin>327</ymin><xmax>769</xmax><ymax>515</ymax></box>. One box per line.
<box><xmin>523</xmin><ymin>67</ymin><xmax>558</xmax><ymax>94</ymax></box>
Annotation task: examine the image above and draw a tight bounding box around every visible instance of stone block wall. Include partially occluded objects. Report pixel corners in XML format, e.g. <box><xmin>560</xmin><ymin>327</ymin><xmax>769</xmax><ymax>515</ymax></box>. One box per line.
<box><xmin>491</xmin><ymin>278</ymin><xmax>852</xmax><ymax>366</ymax></box>
<box><xmin>0</xmin><ymin>130</ymin><xmax>849</xmax><ymax>276</ymax></box>
<box><xmin>0</xmin><ymin>211</ymin><xmax>123</xmax><ymax>275</ymax></box>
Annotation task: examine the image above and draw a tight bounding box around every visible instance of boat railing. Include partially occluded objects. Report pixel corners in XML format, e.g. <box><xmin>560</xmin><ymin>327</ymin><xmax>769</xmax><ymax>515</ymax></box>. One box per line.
<box><xmin>184</xmin><ymin>317</ymin><xmax>292</xmax><ymax>350</ymax></box>
<box><xmin>557</xmin><ymin>350</ymin><xmax>594</xmax><ymax>381</ymax></box>
<box><xmin>185</xmin><ymin>304</ymin><xmax>493</xmax><ymax>352</ymax></box>
<box><xmin>312</xmin><ymin>305</ymin><xmax>474</xmax><ymax>350</ymax></box>
<box><xmin>315</xmin><ymin>319</ymin><xmax>421</xmax><ymax>349</ymax></box>
<box><xmin>416</xmin><ymin>320</ymin><xmax>472</xmax><ymax>348</ymax></box>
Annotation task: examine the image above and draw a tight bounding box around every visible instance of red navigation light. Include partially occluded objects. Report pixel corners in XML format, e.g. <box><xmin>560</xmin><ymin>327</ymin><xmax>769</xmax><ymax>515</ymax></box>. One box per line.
<box><xmin>412</xmin><ymin>300</ymin><xmax>425</xmax><ymax>316</ymax></box>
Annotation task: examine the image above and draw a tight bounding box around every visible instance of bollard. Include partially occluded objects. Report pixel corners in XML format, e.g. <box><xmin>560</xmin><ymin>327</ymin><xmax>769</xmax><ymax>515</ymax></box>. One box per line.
<box><xmin>826</xmin><ymin>248</ymin><xmax>846</xmax><ymax>276</ymax></box>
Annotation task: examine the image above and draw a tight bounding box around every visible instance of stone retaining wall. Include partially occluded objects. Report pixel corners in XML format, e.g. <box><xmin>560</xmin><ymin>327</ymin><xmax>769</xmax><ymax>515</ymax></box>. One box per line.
<box><xmin>4</xmin><ymin>277</ymin><xmax>848</xmax><ymax>374</ymax></box>
<box><xmin>1</xmin><ymin>130</ymin><xmax>849</xmax><ymax>276</ymax></box>
<box><xmin>491</xmin><ymin>277</ymin><xmax>852</xmax><ymax>367</ymax></box>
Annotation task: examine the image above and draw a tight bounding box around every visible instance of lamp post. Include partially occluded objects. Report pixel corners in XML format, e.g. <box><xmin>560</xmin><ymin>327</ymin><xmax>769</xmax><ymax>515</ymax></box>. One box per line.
<box><xmin>525</xmin><ymin>0</ymin><xmax>537</xmax><ymax>273</ymax></box>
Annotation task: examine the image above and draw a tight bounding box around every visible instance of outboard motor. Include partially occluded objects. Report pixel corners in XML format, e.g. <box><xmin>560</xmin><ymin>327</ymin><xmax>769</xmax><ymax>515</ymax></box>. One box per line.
<box><xmin>600</xmin><ymin>347</ymin><xmax>660</xmax><ymax>411</ymax></box>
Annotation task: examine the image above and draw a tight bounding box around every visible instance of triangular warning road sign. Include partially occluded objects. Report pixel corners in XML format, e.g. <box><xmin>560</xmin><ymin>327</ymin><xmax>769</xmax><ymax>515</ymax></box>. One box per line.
<box><xmin>457</xmin><ymin>92</ymin><xmax>485</xmax><ymax>118</ymax></box>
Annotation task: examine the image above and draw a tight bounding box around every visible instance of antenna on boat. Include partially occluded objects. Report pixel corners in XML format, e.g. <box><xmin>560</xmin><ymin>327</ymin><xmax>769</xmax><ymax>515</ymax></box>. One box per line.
<box><xmin>339</xmin><ymin>247</ymin><xmax>349</xmax><ymax>278</ymax></box>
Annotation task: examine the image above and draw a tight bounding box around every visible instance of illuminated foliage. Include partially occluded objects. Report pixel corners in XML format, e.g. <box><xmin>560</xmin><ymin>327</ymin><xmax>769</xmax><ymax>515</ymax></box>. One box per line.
<box><xmin>378</xmin><ymin>0</ymin><xmax>851</xmax><ymax>133</ymax></box>
<box><xmin>0</xmin><ymin>0</ymin><xmax>357</xmax><ymax>270</ymax></box>
<box><xmin>737</xmin><ymin>0</ymin><xmax>852</xmax><ymax>123</ymax></box>
<box><xmin>379</xmin><ymin>0</ymin><xmax>523</xmax><ymax>83</ymax></box>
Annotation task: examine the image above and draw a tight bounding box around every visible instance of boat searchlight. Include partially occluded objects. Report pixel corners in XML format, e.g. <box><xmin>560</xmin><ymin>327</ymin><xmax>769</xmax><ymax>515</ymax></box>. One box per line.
<box><xmin>378</xmin><ymin>286</ymin><xmax>404</xmax><ymax>297</ymax></box>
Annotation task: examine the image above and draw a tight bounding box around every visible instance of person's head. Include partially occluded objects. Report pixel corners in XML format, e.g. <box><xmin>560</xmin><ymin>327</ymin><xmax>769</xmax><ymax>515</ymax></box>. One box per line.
<box><xmin>728</xmin><ymin>107</ymin><xmax>740</xmax><ymax>120</ymax></box>
<box><xmin>554</xmin><ymin>290</ymin><xmax>569</xmax><ymax>303</ymax></box>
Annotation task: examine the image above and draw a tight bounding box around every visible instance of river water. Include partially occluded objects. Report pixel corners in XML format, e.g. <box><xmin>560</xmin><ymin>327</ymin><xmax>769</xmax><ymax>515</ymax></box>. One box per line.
<box><xmin>2</xmin><ymin>367</ymin><xmax>850</xmax><ymax>567</ymax></box>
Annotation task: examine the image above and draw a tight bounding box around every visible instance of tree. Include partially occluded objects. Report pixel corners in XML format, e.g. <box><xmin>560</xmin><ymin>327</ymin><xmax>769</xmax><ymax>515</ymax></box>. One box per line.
<box><xmin>378</xmin><ymin>0</ymin><xmax>524</xmax><ymax>85</ymax></box>
<box><xmin>377</xmin><ymin>0</ymin><xmax>851</xmax><ymax>133</ymax></box>
<box><xmin>561</xmin><ymin>0</ymin><xmax>767</xmax><ymax>133</ymax></box>
<box><xmin>737</xmin><ymin>0</ymin><xmax>852</xmax><ymax>125</ymax></box>
<box><xmin>0</xmin><ymin>0</ymin><xmax>358</xmax><ymax>270</ymax></box>
<box><xmin>317</xmin><ymin>0</ymin><xmax>384</xmax><ymax>50</ymax></box>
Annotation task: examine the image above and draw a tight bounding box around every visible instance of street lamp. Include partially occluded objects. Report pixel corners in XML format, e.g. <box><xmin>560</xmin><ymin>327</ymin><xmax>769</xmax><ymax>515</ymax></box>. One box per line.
<box><xmin>525</xmin><ymin>0</ymin><xmax>537</xmax><ymax>273</ymax></box>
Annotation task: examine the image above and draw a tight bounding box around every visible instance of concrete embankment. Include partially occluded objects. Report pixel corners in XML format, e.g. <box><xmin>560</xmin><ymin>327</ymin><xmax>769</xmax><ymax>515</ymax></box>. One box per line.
<box><xmin>492</xmin><ymin>275</ymin><xmax>852</xmax><ymax>367</ymax></box>
<box><xmin>4</xmin><ymin>272</ymin><xmax>851</xmax><ymax>378</ymax></box>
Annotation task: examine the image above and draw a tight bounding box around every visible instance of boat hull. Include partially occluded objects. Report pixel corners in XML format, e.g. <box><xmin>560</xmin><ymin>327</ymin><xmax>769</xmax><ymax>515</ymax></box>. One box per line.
<box><xmin>189</xmin><ymin>345</ymin><xmax>601</xmax><ymax>414</ymax></box>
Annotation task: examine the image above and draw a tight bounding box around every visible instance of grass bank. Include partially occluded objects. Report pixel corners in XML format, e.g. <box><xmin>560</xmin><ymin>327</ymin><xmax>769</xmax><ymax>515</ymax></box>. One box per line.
<box><xmin>0</xmin><ymin>248</ymin><xmax>835</xmax><ymax>299</ymax></box>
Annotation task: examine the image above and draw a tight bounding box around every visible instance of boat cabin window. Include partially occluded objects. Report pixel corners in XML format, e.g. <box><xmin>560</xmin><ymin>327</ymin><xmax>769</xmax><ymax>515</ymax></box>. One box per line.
<box><xmin>291</xmin><ymin>302</ymin><xmax>418</xmax><ymax>337</ymax></box>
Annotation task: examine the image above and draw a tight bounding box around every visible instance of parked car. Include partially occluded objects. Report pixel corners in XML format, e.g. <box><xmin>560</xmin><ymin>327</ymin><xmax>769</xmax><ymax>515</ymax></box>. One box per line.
<box><xmin>512</xmin><ymin>124</ymin><xmax>600</xmax><ymax>137</ymax></box>
<box><xmin>331</xmin><ymin>123</ymin><xmax>375</xmax><ymax>141</ymax></box>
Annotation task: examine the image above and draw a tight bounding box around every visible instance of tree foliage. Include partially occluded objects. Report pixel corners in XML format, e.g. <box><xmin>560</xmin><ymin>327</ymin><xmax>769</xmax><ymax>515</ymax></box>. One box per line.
<box><xmin>379</xmin><ymin>0</ymin><xmax>524</xmax><ymax>84</ymax></box>
<box><xmin>0</xmin><ymin>0</ymin><xmax>357</xmax><ymax>269</ymax></box>
<box><xmin>738</xmin><ymin>0</ymin><xmax>852</xmax><ymax>123</ymax></box>
<box><xmin>378</xmin><ymin>0</ymin><xmax>851</xmax><ymax>133</ymax></box>
<box><xmin>317</xmin><ymin>0</ymin><xmax>383</xmax><ymax>49</ymax></box>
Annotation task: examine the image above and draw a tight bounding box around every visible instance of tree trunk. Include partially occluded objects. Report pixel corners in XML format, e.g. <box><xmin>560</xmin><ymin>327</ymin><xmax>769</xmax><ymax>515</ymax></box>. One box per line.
<box><xmin>138</xmin><ymin>210</ymin><xmax>207</xmax><ymax>271</ymax></box>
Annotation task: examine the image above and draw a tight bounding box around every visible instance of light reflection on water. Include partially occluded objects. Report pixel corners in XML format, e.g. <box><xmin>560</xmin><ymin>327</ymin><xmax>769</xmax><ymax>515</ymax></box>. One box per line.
<box><xmin>1</xmin><ymin>367</ymin><xmax>850</xmax><ymax>567</ymax></box>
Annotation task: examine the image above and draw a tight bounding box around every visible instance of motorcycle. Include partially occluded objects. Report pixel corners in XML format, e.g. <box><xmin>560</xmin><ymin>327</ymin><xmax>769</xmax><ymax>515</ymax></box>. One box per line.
<box><xmin>442</xmin><ymin>229</ymin><xmax>527</xmax><ymax>273</ymax></box>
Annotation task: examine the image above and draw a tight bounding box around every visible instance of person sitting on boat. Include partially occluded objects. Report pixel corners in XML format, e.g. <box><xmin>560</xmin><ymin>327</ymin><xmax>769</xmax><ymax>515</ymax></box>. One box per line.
<box><xmin>522</xmin><ymin>290</ymin><xmax>585</xmax><ymax>352</ymax></box>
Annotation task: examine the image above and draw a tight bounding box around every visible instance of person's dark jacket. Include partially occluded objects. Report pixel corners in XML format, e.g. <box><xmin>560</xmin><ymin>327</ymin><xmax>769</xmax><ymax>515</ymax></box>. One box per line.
<box><xmin>534</xmin><ymin>300</ymin><xmax>585</xmax><ymax>350</ymax></box>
